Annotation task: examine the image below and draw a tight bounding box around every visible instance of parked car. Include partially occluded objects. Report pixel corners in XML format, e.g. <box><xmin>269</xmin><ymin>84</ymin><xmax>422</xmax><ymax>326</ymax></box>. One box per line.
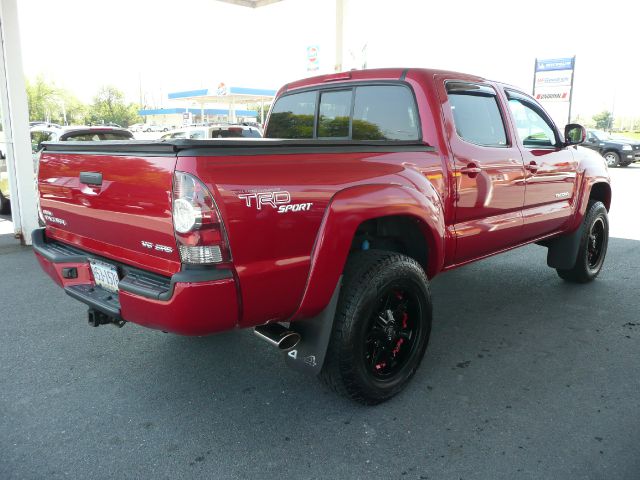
<box><xmin>583</xmin><ymin>129</ymin><xmax>640</xmax><ymax>167</ymax></box>
<box><xmin>29</xmin><ymin>121</ymin><xmax>62</xmax><ymax>129</ymax></box>
<box><xmin>128</xmin><ymin>123</ymin><xmax>145</xmax><ymax>132</ymax></box>
<box><xmin>33</xmin><ymin>67</ymin><xmax>610</xmax><ymax>405</ymax></box>
<box><xmin>2</xmin><ymin>126</ymin><xmax>135</xmax><ymax>215</ymax></box>
<box><xmin>160</xmin><ymin>124</ymin><xmax>262</xmax><ymax>140</ymax></box>
<box><xmin>30</xmin><ymin>125</ymin><xmax>134</xmax><ymax>153</ymax></box>
<box><xmin>142</xmin><ymin>124</ymin><xmax>169</xmax><ymax>132</ymax></box>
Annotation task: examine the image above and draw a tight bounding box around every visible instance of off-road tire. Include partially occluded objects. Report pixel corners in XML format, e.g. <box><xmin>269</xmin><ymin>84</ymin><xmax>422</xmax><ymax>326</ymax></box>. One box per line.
<box><xmin>320</xmin><ymin>250</ymin><xmax>432</xmax><ymax>405</ymax></box>
<box><xmin>556</xmin><ymin>201</ymin><xmax>608</xmax><ymax>283</ymax></box>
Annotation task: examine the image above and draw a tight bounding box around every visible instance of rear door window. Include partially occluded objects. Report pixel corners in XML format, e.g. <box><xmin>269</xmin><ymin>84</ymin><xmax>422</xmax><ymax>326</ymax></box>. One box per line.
<box><xmin>447</xmin><ymin>84</ymin><xmax>508</xmax><ymax>147</ymax></box>
<box><xmin>265</xmin><ymin>91</ymin><xmax>316</xmax><ymax>138</ymax></box>
<box><xmin>353</xmin><ymin>86</ymin><xmax>419</xmax><ymax>140</ymax></box>
<box><xmin>99</xmin><ymin>132</ymin><xmax>133</xmax><ymax>140</ymax></box>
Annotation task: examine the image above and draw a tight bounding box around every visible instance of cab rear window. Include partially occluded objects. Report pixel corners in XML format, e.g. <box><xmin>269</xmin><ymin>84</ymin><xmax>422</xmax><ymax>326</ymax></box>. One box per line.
<box><xmin>266</xmin><ymin>84</ymin><xmax>420</xmax><ymax>141</ymax></box>
<box><xmin>265</xmin><ymin>91</ymin><xmax>316</xmax><ymax>139</ymax></box>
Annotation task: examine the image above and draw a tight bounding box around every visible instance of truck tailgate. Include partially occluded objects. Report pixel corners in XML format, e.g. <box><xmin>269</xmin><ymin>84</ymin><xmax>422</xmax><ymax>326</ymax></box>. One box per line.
<box><xmin>38</xmin><ymin>150</ymin><xmax>180</xmax><ymax>276</ymax></box>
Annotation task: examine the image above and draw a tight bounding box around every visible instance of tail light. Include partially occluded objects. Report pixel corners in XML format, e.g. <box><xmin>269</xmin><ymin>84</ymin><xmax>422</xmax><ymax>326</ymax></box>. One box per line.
<box><xmin>34</xmin><ymin>150</ymin><xmax>46</xmax><ymax>227</ymax></box>
<box><xmin>172</xmin><ymin>171</ymin><xmax>230</xmax><ymax>265</ymax></box>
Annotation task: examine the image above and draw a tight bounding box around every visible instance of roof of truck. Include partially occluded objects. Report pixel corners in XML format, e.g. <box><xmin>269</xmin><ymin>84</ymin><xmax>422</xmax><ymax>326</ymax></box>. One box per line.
<box><xmin>281</xmin><ymin>67</ymin><xmax>487</xmax><ymax>93</ymax></box>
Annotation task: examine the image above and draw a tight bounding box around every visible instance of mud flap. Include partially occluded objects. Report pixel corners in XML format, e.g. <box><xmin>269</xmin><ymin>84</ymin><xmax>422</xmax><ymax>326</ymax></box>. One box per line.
<box><xmin>546</xmin><ymin>224</ymin><xmax>583</xmax><ymax>270</ymax></box>
<box><xmin>284</xmin><ymin>277</ymin><xmax>342</xmax><ymax>376</ymax></box>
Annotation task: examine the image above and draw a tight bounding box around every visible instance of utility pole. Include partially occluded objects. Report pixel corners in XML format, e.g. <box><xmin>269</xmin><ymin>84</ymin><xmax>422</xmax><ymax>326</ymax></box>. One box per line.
<box><xmin>335</xmin><ymin>0</ymin><xmax>344</xmax><ymax>72</ymax></box>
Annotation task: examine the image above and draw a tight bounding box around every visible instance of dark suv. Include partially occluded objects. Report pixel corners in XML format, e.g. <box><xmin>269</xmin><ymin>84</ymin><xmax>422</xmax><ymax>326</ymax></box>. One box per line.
<box><xmin>583</xmin><ymin>129</ymin><xmax>640</xmax><ymax>167</ymax></box>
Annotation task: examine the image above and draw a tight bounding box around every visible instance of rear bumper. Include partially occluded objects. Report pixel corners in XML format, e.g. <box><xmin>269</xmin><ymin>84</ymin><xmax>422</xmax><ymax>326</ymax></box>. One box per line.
<box><xmin>32</xmin><ymin>228</ymin><xmax>239</xmax><ymax>335</ymax></box>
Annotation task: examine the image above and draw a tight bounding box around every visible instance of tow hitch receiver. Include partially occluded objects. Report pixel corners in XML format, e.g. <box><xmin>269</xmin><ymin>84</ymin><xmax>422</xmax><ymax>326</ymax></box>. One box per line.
<box><xmin>88</xmin><ymin>309</ymin><xmax>126</xmax><ymax>328</ymax></box>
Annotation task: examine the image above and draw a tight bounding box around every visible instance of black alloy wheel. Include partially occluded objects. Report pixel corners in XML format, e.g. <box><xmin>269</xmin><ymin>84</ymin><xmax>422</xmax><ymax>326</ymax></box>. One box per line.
<box><xmin>321</xmin><ymin>250</ymin><xmax>432</xmax><ymax>404</ymax></box>
<box><xmin>556</xmin><ymin>200</ymin><xmax>609</xmax><ymax>283</ymax></box>
<box><xmin>364</xmin><ymin>285</ymin><xmax>423</xmax><ymax>379</ymax></box>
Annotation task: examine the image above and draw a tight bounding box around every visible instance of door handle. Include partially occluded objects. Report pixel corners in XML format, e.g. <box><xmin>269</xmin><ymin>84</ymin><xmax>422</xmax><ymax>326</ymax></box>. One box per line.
<box><xmin>80</xmin><ymin>171</ymin><xmax>103</xmax><ymax>186</ymax></box>
<box><xmin>525</xmin><ymin>162</ymin><xmax>539</xmax><ymax>173</ymax></box>
<box><xmin>460</xmin><ymin>164</ymin><xmax>481</xmax><ymax>175</ymax></box>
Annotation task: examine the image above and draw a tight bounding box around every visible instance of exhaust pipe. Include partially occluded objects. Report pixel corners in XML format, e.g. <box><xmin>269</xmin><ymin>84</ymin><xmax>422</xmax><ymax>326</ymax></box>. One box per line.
<box><xmin>88</xmin><ymin>309</ymin><xmax>126</xmax><ymax>328</ymax></box>
<box><xmin>254</xmin><ymin>323</ymin><xmax>301</xmax><ymax>351</ymax></box>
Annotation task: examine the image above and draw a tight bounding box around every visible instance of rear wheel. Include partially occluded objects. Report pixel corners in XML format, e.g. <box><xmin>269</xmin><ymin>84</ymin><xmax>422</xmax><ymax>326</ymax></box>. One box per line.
<box><xmin>556</xmin><ymin>201</ymin><xmax>608</xmax><ymax>283</ymax></box>
<box><xmin>320</xmin><ymin>250</ymin><xmax>432</xmax><ymax>405</ymax></box>
<box><xmin>603</xmin><ymin>151</ymin><xmax>620</xmax><ymax>167</ymax></box>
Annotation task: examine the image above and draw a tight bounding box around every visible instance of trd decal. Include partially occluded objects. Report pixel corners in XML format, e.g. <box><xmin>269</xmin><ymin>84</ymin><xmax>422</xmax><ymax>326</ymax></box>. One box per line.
<box><xmin>42</xmin><ymin>210</ymin><xmax>67</xmax><ymax>226</ymax></box>
<box><xmin>238</xmin><ymin>190</ymin><xmax>290</xmax><ymax>210</ymax></box>
<box><xmin>237</xmin><ymin>190</ymin><xmax>312</xmax><ymax>214</ymax></box>
<box><xmin>141</xmin><ymin>241</ymin><xmax>174</xmax><ymax>254</ymax></box>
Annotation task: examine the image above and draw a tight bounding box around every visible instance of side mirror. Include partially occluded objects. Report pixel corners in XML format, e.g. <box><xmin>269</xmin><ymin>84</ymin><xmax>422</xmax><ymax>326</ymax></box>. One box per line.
<box><xmin>565</xmin><ymin>124</ymin><xmax>586</xmax><ymax>145</ymax></box>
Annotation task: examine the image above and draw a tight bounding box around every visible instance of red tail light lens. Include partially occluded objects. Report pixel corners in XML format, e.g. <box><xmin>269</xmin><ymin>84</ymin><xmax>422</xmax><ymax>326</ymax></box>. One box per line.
<box><xmin>172</xmin><ymin>171</ymin><xmax>230</xmax><ymax>264</ymax></box>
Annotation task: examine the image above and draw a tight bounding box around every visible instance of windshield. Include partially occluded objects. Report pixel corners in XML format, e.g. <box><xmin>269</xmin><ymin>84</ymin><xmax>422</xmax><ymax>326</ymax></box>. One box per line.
<box><xmin>591</xmin><ymin>131</ymin><xmax>612</xmax><ymax>141</ymax></box>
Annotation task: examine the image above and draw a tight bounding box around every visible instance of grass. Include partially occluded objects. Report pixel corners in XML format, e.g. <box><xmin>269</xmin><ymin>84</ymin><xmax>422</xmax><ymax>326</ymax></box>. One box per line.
<box><xmin>615</xmin><ymin>131</ymin><xmax>640</xmax><ymax>141</ymax></box>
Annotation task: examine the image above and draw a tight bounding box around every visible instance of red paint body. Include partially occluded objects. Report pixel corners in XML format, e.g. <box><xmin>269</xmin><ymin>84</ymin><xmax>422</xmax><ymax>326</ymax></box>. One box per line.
<box><xmin>35</xmin><ymin>68</ymin><xmax>611</xmax><ymax>335</ymax></box>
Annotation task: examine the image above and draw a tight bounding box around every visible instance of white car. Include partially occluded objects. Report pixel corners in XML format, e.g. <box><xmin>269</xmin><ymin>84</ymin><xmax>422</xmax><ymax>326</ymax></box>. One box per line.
<box><xmin>143</xmin><ymin>124</ymin><xmax>169</xmax><ymax>132</ymax></box>
<box><xmin>160</xmin><ymin>124</ymin><xmax>262</xmax><ymax>140</ymax></box>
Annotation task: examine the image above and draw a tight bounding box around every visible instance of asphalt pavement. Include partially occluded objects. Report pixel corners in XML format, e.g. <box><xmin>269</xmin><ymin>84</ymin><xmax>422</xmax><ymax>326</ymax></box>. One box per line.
<box><xmin>1</xmin><ymin>167</ymin><xmax>639</xmax><ymax>480</ymax></box>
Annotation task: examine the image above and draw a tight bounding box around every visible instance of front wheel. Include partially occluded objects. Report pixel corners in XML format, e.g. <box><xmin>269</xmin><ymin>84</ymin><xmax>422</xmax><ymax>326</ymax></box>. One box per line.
<box><xmin>320</xmin><ymin>250</ymin><xmax>432</xmax><ymax>405</ymax></box>
<box><xmin>556</xmin><ymin>201</ymin><xmax>609</xmax><ymax>283</ymax></box>
<box><xmin>604</xmin><ymin>151</ymin><xmax>620</xmax><ymax>167</ymax></box>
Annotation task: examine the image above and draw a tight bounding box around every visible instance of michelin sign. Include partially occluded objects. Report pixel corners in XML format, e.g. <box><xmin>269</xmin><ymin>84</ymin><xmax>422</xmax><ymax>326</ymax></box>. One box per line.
<box><xmin>533</xmin><ymin>56</ymin><xmax>575</xmax><ymax>127</ymax></box>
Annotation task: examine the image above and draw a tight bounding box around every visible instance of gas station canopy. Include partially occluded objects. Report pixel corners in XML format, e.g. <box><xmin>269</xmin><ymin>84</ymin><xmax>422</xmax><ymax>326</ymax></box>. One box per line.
<box><xmin>167</xmin><ymin>86</ymin><xmax>276</xmax><ymax>105</ymax></box>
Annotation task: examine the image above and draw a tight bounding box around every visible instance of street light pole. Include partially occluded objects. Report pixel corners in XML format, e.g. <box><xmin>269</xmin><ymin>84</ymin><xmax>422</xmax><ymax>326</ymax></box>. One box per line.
<box><xmin>335</xmin><ymin>0</ymin><xmax>344</xmax><ymax>72</ymax></box>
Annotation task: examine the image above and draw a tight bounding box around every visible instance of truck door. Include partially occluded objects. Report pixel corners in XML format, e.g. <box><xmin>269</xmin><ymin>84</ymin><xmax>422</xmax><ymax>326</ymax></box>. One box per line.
<box><xmin>504</xmin><ymin>89</ymin><xmax>578</xmax><ymax>239</ymax></box>
<box><xmin>441</xmin><ymin>81</ymin><xmax>527</xmax><ymax>263</ymax></box>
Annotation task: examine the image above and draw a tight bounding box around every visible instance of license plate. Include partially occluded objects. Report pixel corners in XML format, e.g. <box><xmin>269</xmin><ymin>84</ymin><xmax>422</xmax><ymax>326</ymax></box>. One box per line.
<box><xmin>89</xmin><ymin>259</ymin><xmax>120</xmax><ymax>293</ymax></box>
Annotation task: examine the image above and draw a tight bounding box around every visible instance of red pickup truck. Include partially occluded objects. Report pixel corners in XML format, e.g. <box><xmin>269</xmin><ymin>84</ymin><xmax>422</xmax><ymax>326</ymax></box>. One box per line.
<box><xmin>33</xmin><ymin>68</ymin><xmax>611</xmax><ymax>404</ymax></box>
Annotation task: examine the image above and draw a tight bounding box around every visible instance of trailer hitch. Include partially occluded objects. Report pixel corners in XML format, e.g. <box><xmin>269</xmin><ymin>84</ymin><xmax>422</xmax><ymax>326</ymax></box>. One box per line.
<box><xmin>88</xmin><ymin>309</ymin><xmax>126</xmax><ymax>328</ymax></box>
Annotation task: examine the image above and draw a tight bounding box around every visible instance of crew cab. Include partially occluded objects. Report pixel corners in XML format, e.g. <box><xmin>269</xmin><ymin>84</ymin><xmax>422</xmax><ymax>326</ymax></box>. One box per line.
<box><xmin>33</xmin><ymin>68</ymin><xmax>611</xmax><ymax>404</ymax></box>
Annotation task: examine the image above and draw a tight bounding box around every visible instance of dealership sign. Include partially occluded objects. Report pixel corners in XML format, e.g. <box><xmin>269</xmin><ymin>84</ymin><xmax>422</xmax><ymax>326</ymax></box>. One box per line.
<box><xmin>307</xmin><ymin>45</ymin><xmax>319</xmax><ymax>72</ymax></box>
<box><xmin>535</xmin><ymin>70</ymin><xmax>573</xmax><ymax>87</ymax></box>
<box><xmin>536</xmin><ymin>57</ymin><xmax>575</xmax><ymax>72</ymax></box>
<box><xmin>534</xmin><ymin>86</ymin><xmax>571</xmax><ymax>102</ymax></box>
<box><xmin>533</xmin><ymin>56</ymin><xmax>575</xmax><ymax>125</ymax></box>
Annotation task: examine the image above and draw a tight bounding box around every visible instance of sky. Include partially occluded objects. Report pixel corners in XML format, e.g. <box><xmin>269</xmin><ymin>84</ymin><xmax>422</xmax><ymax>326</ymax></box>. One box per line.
<box><xmin>16</xmin><ymin>0</ymin><xmax>640</xmax><ymax>120</ymax></box>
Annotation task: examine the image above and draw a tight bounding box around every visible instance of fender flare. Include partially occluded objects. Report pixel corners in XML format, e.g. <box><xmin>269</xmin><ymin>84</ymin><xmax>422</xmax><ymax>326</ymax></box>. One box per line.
<box><xmin>291</xmin><ymin>183</ymin><xmax>445</xmax><ymax>321</ymax></box>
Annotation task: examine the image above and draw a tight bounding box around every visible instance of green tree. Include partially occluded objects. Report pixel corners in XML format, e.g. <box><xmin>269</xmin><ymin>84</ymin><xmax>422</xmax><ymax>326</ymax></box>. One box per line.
<box><xmin>593</xmin><ymin>111</ymin><xmax>613</xmax><ymax>130</ymax></box>
<box><xmin>85</xmin><ymin>86</ymin><xmax>141</xmax><ymax>127</ymax></box>
<box><xmin>25</xmin><ymin>75</ymin><xmax>86</xmax><ymax>125</ymax></box>
<box><xmin>26</xmin><ymin>76</ymin><xmax>61</xmax><ymax>122</ymax></box>
<box><xmin>247</xmin><ymin>102</ymin><xmax>271</xmax><ymax>124</ymax></box>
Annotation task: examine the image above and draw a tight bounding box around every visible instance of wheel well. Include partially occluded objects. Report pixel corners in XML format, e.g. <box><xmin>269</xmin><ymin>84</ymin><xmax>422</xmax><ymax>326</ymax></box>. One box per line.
<box><xmin>589</xmin><ymin>182</ymin><xmax>611</xmax><ymax>211</ymax></box>
<box><xmin>351</xmin><ymin>216</ymin><xmax>429</xmax><ymax>272</ymax></box>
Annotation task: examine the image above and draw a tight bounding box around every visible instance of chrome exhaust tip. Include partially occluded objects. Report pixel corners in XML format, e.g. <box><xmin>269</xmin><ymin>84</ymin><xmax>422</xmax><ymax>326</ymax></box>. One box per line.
<box><xmin>254</xmin><ymin>323</ymin><xmax>301</xmax><ymax>351</ymax></box>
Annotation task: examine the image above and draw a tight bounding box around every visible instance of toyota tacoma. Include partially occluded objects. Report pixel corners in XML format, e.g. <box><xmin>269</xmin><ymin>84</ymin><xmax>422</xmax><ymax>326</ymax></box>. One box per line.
<box><xmin>33</xmin><ymin>68</ymin><xmax>611</xmax><ymax>404</ymax></box>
